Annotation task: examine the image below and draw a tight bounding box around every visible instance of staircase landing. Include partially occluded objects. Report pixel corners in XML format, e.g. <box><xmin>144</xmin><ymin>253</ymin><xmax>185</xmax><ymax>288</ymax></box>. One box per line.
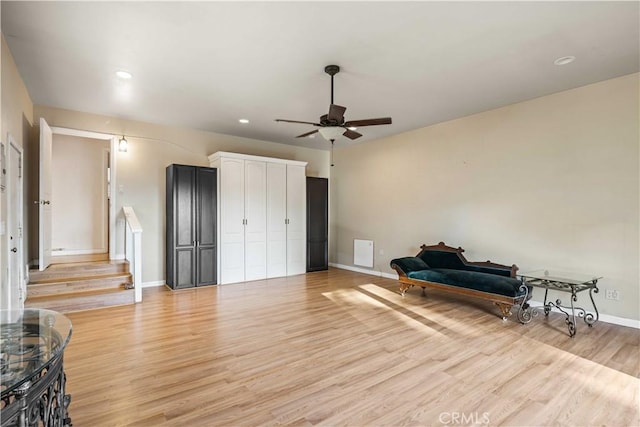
<box><xmin>26</xmin><ymin>254</ymin><xmax>134</xmax><ymax>313</ymax></box>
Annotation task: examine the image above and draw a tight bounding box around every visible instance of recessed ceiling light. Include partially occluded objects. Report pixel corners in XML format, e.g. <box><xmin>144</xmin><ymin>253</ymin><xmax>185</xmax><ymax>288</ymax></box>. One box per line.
<box><xmin>116</xmin><ymin>70</ymin><xmax>133</xmax><ymax>79</ymax></box>
<box><xmin>554</xmin><ymin>56</ymin><xmax>576</xmax><ymax>66</ymax></box>
<box><xmin>238</xmin><ymin>119</ymin><xmax>249</xmax><ymax>124</ymax></box>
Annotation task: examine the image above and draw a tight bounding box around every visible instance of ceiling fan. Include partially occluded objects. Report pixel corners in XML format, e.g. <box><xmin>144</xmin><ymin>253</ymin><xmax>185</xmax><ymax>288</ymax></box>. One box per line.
<box><xmin>275</xmin><ymin>65</ymin><xmax>392</xmax><ymax>142</ymax></box>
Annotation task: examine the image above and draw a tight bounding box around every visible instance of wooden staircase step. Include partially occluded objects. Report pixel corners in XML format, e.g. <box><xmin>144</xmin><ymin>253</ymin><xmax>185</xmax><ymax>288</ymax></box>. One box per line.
<box><xmin>25</xmin><ymin>288</ymin><xmax>135</xmax><ymax>313</ymax></box>
<box><xmin>29</xmin><ymin>260</ymin><xmax>129</xmax><ymax>282</ymax></box>
<box><xmin>27</xmin><ymin>273</ymin><xmax>132</xmax><ymax>298</ymax></box>
<box><xmin>26</xmin><ymin>259</ymin><xmax>135</xmax><ymax>313</ymax></box>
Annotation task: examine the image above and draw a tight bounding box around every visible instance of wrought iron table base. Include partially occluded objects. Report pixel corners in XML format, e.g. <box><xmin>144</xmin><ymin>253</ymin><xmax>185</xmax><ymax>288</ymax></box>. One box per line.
<box><xmin>1</xmin><ymin>315</ymin><xmax>73</xmax><ymax>427</ymax></box>
<box><xmin>539</xmin><ymin>287</ymin><xmax>599</xmax><ymax>337</ymax></box>
<box><xmin>517</xmin><ymin>276</ymin><xmax>599</xmax><ymax>337</ymax></box>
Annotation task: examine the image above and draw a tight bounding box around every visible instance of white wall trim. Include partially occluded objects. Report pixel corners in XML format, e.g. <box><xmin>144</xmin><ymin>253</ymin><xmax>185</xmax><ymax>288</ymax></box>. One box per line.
<box><xmin>113</xmin><ymin>253</ymin><xmax>125</xmax><ymax>260</ymax></box>
<box><xmin>329</xmin><ymin>262</ymin><xmax>396</xmax><ymax>280</ymax></box>
<box><xmin>52</xmin><ymin>249</ymin><xmax>107</xmax><ymax>256</ymax></box>
<box><xmin>330</xmin><ymin>264</ymin><xmax>640</xmax><ymax>329</ymax></box>
<box><xmin>528</xmin><ymin>300</ymin><xmax>640</xmax><ymax>330</ymax></box>
<box><xmin>50</xmin><ymin>127</ymin><xmax>114</xmax><ymax>140</ymax></box>
<box><xmin>208</xmin><ymin>151</ymin><xmax>308</xmax><ymax>167</ymax></box>
<box><xmin>142</xmin><ymin>280</ymin><xmax>165</xmax><ymax>288</ymax></box>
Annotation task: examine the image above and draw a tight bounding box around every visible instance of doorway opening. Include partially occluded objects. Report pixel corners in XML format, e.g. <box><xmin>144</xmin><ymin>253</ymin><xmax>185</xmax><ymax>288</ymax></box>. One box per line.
<box><xmin>38</xmin><ymin>121</ymin><xmax>117</xmax><ymax>271</ymax></box>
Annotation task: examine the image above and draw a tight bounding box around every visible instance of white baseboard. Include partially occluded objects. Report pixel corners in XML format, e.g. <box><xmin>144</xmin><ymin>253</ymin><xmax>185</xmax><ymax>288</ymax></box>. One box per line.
<box><xmin>142</xmin><ymin>280</ymin><xmax>165</xmax><ymax>288</ymax></box>
<box><xmin>329</xmin><ymin>262</ymin><xmax>397</xmax><ymax>280</ymax></box>
<box><xmin>52</xmin><ymin>248</ymin><xmax>107</xmax><ymax>256</ymax></box>
<box><xmin>528</xmin><ymin>300</ymin><xmax>640</xmax><ymax>329</ymax></box>
<box><xmin>330</xmin><ymin>264</ymin><xmax>639</xmax><ymax>330</ymax></box>
<box><xmin>113</xmin><ymin>253</ymin><xmax>125</xmax><ymax>260</ymax></box>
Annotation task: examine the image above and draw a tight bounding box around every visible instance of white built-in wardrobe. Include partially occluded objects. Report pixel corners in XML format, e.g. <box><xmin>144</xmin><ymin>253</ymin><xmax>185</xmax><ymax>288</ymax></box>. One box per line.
<box><xmin>208</xmin><ymin>152</ymin><xmax>307</xmax><ymax>285</ymax></box>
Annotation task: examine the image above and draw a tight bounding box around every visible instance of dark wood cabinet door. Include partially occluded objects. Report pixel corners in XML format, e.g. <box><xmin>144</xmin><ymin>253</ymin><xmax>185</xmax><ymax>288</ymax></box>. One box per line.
<box><xmin>306</xmin><ymin>177</ymin><xmax>328</xmax><ymax>272</ymax></box>
<box><xmin>166</xmin><ymin>165</ymin><xmax>196</xmax><ymax>288</ymax></box>
<box><xmin>166</xmin><ymin>164</ymin><xmax>217</xmax><ymax>289</ymax></box>
<box><xmin>196</xmin><ymin>167</ymin><xmax>217</xmax><ymax>286</ymax></box>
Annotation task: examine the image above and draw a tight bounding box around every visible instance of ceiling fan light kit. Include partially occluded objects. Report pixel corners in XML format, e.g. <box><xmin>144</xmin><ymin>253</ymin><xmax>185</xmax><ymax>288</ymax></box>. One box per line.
<box><xmin>318</xmin><ymin>127</ymin><xmax>344</xmax><ymax>140</ymax></box>
<box><xmin>275</xmin><ymin>64</ymin><xmax>392</xmax><ymax>143</ymax></box>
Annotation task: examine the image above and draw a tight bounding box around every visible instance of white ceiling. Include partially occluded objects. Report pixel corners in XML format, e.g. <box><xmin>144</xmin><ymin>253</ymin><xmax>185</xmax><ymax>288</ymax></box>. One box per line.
<box><xmin>3</xmin><ymin>1</ymin><xmax>639</xmax><ymax>150</ymax></box>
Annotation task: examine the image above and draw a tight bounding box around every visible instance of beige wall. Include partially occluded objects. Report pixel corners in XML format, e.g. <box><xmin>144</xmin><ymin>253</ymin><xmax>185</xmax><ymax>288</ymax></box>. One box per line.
<box><xmin>33</xmin><ymin>105</ymin><xmax>330</xmax><ymax>285</ymax></box>
<box><xmin>330</xmin><ymin>73</ymin><xmax>639</xmax><ymax>321</ymax></box>
<box><xmin>1</xmin><ymin>34</ymin><xmax>34</xmax><ymax>309</ymax></box>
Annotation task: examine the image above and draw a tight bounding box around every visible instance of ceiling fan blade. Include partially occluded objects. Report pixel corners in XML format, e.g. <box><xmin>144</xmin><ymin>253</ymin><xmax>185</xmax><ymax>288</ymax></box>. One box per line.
<box><xmin>275</xmin><ymin>119</ymin><xmax>321</xmax><ymax>126</ymax></box>
<box><xmin>344</xmin><ymin>117</ymin><xmax>392</xmax><ymax>127</ymax></box>
<box><xmin>342</xmin><ymin>129</ymin><xmax>362</xmax><ymax>140</ymax></box>
<box><xmin>327</xmin><ymin>104</ymin><xmax>346</xmax><ymax>122</ymax></box>
<box><xmin>296</xmin><ymin>130</ymin><xmax>319</xmax><ymax>138</ymax></box>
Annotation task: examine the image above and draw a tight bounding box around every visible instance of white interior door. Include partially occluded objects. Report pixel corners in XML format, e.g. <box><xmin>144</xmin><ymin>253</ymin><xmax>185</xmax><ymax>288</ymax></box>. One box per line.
<box><xmin>7</xmin><ymin>137</ymin><xmax>24</xmax><ymax>308</ymax></box>
<box><xmin>39</xmin><ymin>118</ymin><xmax>53</xmax><ymax>271</ymax></box>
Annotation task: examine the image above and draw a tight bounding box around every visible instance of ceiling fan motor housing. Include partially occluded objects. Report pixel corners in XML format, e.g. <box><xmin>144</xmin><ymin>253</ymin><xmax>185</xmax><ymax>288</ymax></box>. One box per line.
<box><xmin>319</xmin><ymin>114</ymin><xmax>344</xmax><ymax>127</ymax></box>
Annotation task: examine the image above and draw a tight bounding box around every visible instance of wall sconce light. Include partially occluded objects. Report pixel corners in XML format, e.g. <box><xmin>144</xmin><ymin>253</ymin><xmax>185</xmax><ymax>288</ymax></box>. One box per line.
<box><xmin>118</xmin><ymin>136</ymin><xmax>128</xmax><ymax>153</ymax></box>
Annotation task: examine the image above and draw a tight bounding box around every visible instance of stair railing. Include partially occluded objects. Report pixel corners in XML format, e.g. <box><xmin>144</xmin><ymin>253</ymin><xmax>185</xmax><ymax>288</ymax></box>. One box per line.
<box><xmin>122</xmin><ymin>206</ymin><xmax>143</xmax><ymax>303</ymax></box>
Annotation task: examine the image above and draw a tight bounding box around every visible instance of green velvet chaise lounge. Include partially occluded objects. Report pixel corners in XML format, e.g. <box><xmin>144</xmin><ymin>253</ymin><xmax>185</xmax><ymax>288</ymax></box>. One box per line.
<box><xmin>390</xmin><ymin>242</ymin><xmax>531</xmax><ymax>320</ymax></box>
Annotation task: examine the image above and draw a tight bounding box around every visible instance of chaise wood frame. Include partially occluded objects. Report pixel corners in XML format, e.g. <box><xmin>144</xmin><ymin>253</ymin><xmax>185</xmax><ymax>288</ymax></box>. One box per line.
<box><xmin>391</xmin><ymin>242</ymin><xmax>526</xmax><ymax>320</ymax></box>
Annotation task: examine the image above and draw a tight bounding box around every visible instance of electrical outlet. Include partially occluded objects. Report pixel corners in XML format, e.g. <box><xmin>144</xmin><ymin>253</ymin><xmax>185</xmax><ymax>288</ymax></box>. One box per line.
<box><xmin>605</xmin><ymin>289</ymin><xmax>620</xmax><ymax>301</ymax></box>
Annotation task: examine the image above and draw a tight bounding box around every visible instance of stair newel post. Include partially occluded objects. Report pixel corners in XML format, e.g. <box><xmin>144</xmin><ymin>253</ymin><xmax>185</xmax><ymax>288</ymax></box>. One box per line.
<box><xmin>123</xmin><ymin>206</ymin><xmax>143</xmax><ymax>303</ymax></box>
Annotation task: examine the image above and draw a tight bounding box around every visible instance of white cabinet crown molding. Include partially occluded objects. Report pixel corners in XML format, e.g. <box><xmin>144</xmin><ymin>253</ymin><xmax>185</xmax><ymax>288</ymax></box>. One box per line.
<box><xmin>208</xmin><ymin>151</ymin><xmax>308</xmax><ymax>167</ymax></box>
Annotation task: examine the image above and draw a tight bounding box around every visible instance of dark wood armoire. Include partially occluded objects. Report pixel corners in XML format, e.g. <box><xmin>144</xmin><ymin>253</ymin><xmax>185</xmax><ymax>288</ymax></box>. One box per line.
<box><xmin>166</xmin><ymin>164</ymin><xmax>217</xmax><ymax>289</ymax></box>
<box><xmin>306</xmin><ymin>177</ymin><xmax>328</xmax><ymax>272</ymax></box>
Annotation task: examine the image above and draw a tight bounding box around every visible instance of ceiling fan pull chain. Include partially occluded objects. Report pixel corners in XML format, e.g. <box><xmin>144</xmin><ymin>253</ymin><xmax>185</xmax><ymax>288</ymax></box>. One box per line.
<box><xmin>331</xmin><ymin>139</ymin><xmax>335</xmax><ymax>167</ymax></box>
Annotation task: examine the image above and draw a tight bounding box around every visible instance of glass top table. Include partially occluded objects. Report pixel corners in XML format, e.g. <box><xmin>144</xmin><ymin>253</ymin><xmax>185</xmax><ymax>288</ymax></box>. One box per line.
<box><xmin>518</xmin><ymin>270</ymin><xmax>601</xmax><ymax>337</ymax></box>
<box><xmin>0</xmin><ymin>308</ymin><xmax>73</xmax><ymax>426</ymax></box>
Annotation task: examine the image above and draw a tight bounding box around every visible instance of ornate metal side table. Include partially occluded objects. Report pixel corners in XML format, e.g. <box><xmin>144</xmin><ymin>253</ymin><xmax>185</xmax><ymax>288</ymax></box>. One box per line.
<box><xmin>518</xmin><ymin>270</ymin><xmax>600</xmax><ymax>337</ymax></box>
<box><xmin>0</xmin><ymin>309</ymin><xmax>72</xmax><ymax>426</ymax></box>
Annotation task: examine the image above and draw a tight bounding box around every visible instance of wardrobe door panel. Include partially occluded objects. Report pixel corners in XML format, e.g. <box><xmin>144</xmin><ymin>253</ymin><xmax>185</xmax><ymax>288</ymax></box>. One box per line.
<box><xmin>197</xmin><ymin>167</ymin><xmax>217</xmax><ymax>286</ymax></box>
<box><xmin>197</xmin><ymin>247</ymin><xmax>216</xmax><ymax>285</ymax></box>
<box><xmin>175</xmin><ymin>166</ymin><xmax>195</xmax><ymax>248</ymax></box>
<box><xmin>244</xmin><ymin>160</ymin><xmax>267</xmax><ymax>281</ymax></box>
<box><xmin>267</xmin><ymin>163</ymin><xmax>287</xmax><ymax>278</ymax></box>
<box><xmin>176</xmin><ymin>248</ymin><xmax>195</xmax><ymax>289</ymax></box>
<box><xmin>286</xmin><ymin>164</ymin><xmax>306</xmax><ymax>276</ymax></box>
<box><xmin>306</xmin><ymin>177</ymin><xmax>328</xmax><ymax>272</ymax></box>
<box><xmin>220</xmin><ymin>158</ymin><xmax>246</xmax><ymax>284</ymax></box>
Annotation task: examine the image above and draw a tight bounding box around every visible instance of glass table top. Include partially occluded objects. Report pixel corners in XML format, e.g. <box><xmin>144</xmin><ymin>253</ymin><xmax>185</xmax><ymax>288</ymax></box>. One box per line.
<box><xmin>0</xmin><ymin>309</ymin><xmax>72</xmax><ymax>396</ymax></box>
<box><xmin>519</xmin><ymin>270</ymin><xmax>602</xmax><ymax>286</ymax></box>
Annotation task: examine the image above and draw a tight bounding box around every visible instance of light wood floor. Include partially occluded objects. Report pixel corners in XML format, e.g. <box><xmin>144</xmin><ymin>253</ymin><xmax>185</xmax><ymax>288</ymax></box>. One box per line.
<box><xmin>63</xmin><ymin>268</ymin><xmax>639</xmax><ymax>426</ymax></box>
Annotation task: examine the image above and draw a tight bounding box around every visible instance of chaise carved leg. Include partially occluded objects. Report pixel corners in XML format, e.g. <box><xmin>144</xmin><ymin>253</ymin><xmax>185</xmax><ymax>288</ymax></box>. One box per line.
<box><xmin>399</xmin><ymin>283</ymin><xmax>412</xmax><ymax>296</ymax></box>
<box><xmin>495</xmin><ymin>302</ymin><xmax>513</xmax><ymax>321</ymax></box>
<box><xmin>421</xmin><ymin>287</ymin><xmax>426</xmax><ymax>297</ymax></box>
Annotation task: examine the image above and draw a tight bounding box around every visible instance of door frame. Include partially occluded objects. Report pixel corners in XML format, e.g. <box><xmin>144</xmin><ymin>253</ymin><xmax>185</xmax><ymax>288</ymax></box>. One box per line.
<box><xmin>7</xmin><ymin>133</ymin><xmax>25</xmax><ymax>307</ymax></box>
<box><xmin>50</xmin><ymin>127</ymin><xmax>118</xmax><ymax>260</ymax></box>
